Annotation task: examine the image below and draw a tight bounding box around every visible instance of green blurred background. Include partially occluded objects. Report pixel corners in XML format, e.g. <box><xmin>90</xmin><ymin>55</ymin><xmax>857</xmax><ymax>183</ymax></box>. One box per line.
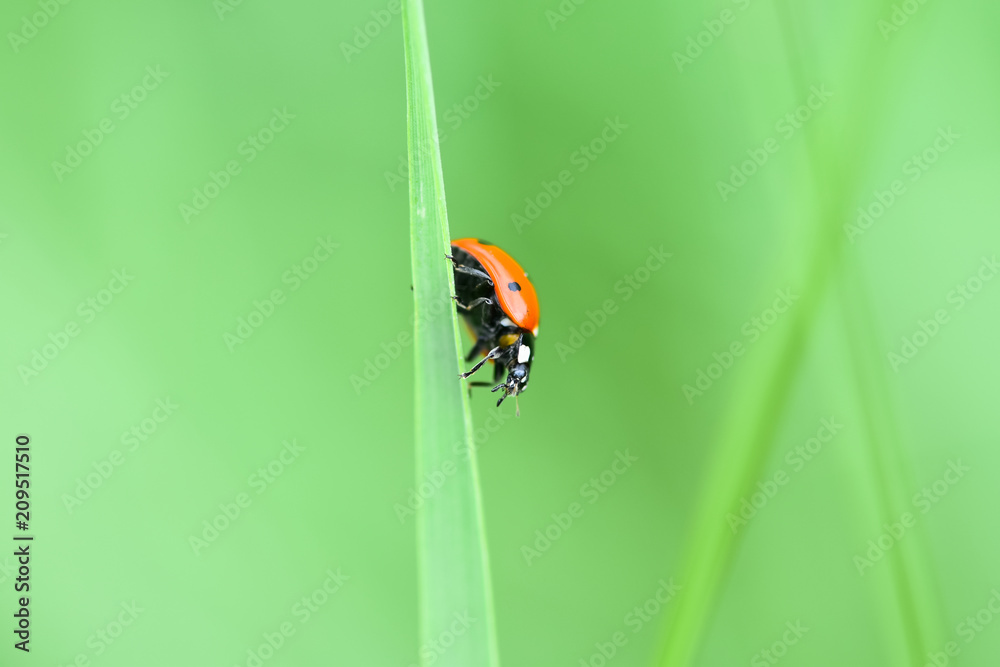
<box><xmin>2</xmin><ymin>0</ymin><xmax>999</xmax><ymax>665</ymax></box>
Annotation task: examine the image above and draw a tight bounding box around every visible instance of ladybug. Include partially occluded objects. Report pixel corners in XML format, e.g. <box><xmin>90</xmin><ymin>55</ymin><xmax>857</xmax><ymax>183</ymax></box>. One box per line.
<box><xmin>448</xmin><ymin>238</ymin><xmax>539</xmax><ymax>415</ymax></box>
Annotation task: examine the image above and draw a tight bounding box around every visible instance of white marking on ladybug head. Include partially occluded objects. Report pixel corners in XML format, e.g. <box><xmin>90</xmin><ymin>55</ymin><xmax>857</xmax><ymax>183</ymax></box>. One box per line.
<box><xmin>517</xmin><ymin>344</ymin><xmax>531</xmax><ymax>364</ymax></box>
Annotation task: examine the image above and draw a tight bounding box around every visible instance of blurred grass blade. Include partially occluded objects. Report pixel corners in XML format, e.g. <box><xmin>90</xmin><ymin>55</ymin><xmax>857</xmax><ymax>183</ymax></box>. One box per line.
<box><xmin>655</xmin><ymin>260</ymin><xmax>832</xmax><ymax>667</ymax></box>
<box><xmin>403</xmin><ymin>1</ymin><xmax>500</xmax><ymax>666</ymax></box>
<box><xmin>837</xmin><ymin>256</ymin><xmax>947</xmax><ymax>661</ymax></box>
<box><xmin>656</xmin><ymin>3</ymin><xmax>921</xmax><ymax>665</ymax></box>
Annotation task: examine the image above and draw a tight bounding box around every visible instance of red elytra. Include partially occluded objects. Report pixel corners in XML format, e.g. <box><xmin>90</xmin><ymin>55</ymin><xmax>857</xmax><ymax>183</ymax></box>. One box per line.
<box><xmin>451</xmin><ymin>238</ymin><xmax>539</xmax><ymax>335</ymax></box>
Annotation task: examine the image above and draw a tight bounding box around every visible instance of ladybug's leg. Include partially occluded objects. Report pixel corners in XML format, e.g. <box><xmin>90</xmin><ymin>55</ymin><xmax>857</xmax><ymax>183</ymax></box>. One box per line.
<box><xmin>467</xmin><ymin>379</ymin><xmax>495</xmax><ymax>400</ymax></box>
<box><xmin>463</xmin><ymin>352</ymin><xmax>504</xmax><ymax>392</ymax></box>
<box><xmin>459</xmin><ymin>346</ymin><xmax>503</xmax><ymax>379</ymax></box>
<box><xmin>446</xmin><ymin>256</ymin><xmax>494</xmax><ymax>286</ymax></box>
<box><xmin>467</xmin><ymin>382</ymin><xmax>494</xmax><ymax>401</ymax></box>
<box><xmin>452</xmin><ymin>295</ymin><xmax>493</xmax><ymax>311</ymax></box>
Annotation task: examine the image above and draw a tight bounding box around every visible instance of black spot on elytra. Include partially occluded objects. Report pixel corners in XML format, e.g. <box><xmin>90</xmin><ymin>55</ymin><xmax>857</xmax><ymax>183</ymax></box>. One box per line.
<box><xmin>508</xmin><ymin>281</ymin><xmax>521</xmax><ymax>292</ymax></box>
<box><xmin>476</xmin><ymin>238</ymin><xmax>493</xmax><ymax>246</ymax></box>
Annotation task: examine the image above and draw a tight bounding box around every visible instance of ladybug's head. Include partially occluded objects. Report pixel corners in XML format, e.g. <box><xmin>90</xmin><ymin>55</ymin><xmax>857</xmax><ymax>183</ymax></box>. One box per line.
<box><xmin>504</xmin><ymin>362</ymin><xmax>530</xmax><ymax>395</ymax></box>
<box><xmin>493</xmin><ymin>337</ymin><xmax>532</xmax><ymax>416</ymax></box>
<box><xmin>493</xmin><ymin>362</ymin><xmax>529</xmax><ymax>413</ymax></box>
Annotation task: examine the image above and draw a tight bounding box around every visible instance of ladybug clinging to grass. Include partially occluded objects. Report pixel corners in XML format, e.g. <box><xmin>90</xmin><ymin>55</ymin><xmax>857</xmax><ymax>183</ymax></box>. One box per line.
<box><xmin>448</xmin><ymin>238</ymin><xmax>539</xmax><ymax>416</ymax></box>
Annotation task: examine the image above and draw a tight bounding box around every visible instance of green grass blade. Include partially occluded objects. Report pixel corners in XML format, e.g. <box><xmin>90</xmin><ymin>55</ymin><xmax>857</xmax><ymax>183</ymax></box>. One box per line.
<box><xmin>655</xmin><ymin>3</ymin><xmax>924</xmax><ymax>665</ymax></box>
<box><xmin>837</xmin><ymin>257</ymin><xmax>948</xmax><ymax>662</ymax></box>
<box><xmin>402</xmin><ymin>2</ymin><xmax>500</xmax><ymax>666</ymax></box>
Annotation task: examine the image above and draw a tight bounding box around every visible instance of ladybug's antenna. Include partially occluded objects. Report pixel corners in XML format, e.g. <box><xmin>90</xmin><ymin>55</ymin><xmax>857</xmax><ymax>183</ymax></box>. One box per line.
<box><xmin>515</xmin><ymin>394</ymin><xmax>521</xmax><ymax>418</ymax></box>
<box><xmin>493</xmin><ymin>384</ymin><xmax>507</xmax><ymax>409</ymax></box>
